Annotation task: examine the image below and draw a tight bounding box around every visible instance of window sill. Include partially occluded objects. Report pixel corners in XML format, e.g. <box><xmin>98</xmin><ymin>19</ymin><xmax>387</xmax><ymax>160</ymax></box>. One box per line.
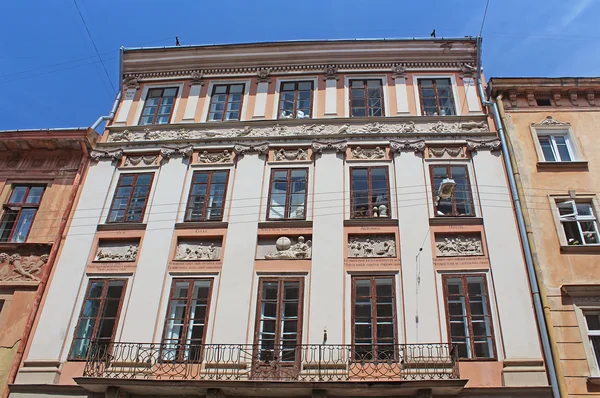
<box><xmin>588</xmin><ymin>376</ymin><xmax>600</xmax><ymax>385</ymax></box>
<box><xmin>174</xmin><ymin>221</ymin><xmax>228</xmax><ymax>230</ymax></box>
<box><xmin>429</xmin><ymin>217</ymin><xmax>483</xmax><ymax>226</ymax></box>
<box><xmin>258</xmin><ymin>220</ymin><xmax>313</xmax><ymax>229</ymax></box>
<box><xmin>344</xmin><ymin>218</ymin><xmax>398</xmax><ymax>227</ymax></box>
<box><xmin>97</xmin><ymin>223</ymin><xmax>147</xmax><ymax>231</ymax></box>
<box><xmin>560</xmin><ymin>245</ymin><xmax>600</xmax><ymax>254</ymax></box>
<box><xmin>537</xmin><ymin>161</ymin><xmax>588</xmax><ymax>172</ymax></box>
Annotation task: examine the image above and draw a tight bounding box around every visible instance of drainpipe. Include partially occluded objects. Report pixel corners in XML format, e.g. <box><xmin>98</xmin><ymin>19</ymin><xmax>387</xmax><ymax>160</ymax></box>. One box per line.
<box><xmin>3</xmin><ymin>140</ymin><xmax>90</xmax><ymax>398</ymax></box>
<box><xmin>475</xmin><ymin>37</ymin><xmax>561</xmax><ymax>398</ymax></box>
<box><xmin>91</xmin><ymin>47</ymin><xmax>124</xmax><ymax>132</ymax></box>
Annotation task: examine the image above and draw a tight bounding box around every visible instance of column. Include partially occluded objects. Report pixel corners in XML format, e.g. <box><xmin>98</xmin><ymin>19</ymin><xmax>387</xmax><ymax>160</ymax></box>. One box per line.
<box><xmin>210</xmin><ymin>143</ymin><xmax>269</xmax><ymax>344</ymax></box>
<box><xmin>307</xmin><ymin>140</ymin><xmax>346</xmax><ymax>344</ymax></box>
<box><xmin>119</xmin><ymin>145</ymin><xmax>191</xmax><ymax>342</ymax></box>
<box><xmin>182</xmin><ymin>82</ymin><xmax>203</xmax><ymax>122</ymax></box>
<box><xmin>390</xmin><ymin>140</ymin><xmax>440</xmax><ymax>344</ymax></box>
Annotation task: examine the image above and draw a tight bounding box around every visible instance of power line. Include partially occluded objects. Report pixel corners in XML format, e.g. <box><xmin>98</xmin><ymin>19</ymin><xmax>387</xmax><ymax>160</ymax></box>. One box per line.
<box><xmin>479</xmin><ymin>0</ymin><xmax>491</xmax><ymax>37</ymax></box>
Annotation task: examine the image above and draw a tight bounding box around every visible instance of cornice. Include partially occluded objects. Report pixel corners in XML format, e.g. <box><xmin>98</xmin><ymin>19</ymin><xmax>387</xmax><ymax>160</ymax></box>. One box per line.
<box><xmin>90</xmin><ymin>149</ymin><xmax>123</xmax><ymax>162</ymax></box>
<box><xmin>311</xmin><ymin>140</ymin><xmax>347</xmax><ymax>153</ymax></box>
<box><xmin>233</xmin><ymin>142</ymin><xmax>269</xmax><ymax>155</ymax></box>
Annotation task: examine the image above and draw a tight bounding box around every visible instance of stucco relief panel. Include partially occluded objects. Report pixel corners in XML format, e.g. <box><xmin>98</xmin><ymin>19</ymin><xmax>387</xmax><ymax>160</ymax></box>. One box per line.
<box><xmin>435</xmin><ymin>234</ymin><xmax>483</xmax><ymax>257</ymax></box>
<box><xmin>175</xmin><ymin>238</ymin><xmax>222</xmax><ymax>261</ymax></box>
<box><xmin>95</xmin><ymin>240</ymin><xmax>140</xmax><ymax>262</ymax></box>
<box><xmin>348</xmin><ymin>234</ymin><xmax>396</xmax><ymax>258</ymax></box>
<box><xmin>0</xmin><ymin>252</ymin><xmax>49</xmax><ymax>282</ymax></box>
<box><xmin>256</xmin><ymin>235</ymin><xmax>312</xmax><ymax>260</ymax></box>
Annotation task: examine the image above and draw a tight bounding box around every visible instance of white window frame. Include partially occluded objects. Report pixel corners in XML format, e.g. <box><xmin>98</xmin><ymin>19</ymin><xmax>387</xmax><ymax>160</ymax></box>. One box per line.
<box><xmin>200</xmin><ymin>79</ymin><xmax>251</xmax><ymax>122</ymax></box>
<box><xmin>536</xmin><ymin>130</ymin><xmax>576</xmax><ymax>162</ymax></box>
<box><xmin>555</xmin><ymin>199</ymin><xmax>600</xmax><ymax>246</ymax></box>
<box><xmin>343</xmin><ymin>75</ymin><xmax>391</xmax><ymax>118</ymax></box>
<box><xmin>132</xmin><ymin>83</ymin><xmax>185</xmax><ymax>126</ymax></box>
<box><xmin>272</xmin><ymin>77</ymin><xmax>318</xmax><ymax>120</ymax></box>
<box><xmin>412</xmin><ymin>74</ymin><xmax>461</xmax><ymax>116</ymax></box>
<box><xmin>574</xmin><ymin>305</ymin><xmax>600</xmax><ymax>376</ymax></box>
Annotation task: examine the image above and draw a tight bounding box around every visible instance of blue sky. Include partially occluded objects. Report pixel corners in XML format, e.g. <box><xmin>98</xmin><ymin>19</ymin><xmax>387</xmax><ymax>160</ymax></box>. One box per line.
<box><xmin>1</xmin><ymin>0</ymin><xmax>598</xmax><ymax>130</ymax></box>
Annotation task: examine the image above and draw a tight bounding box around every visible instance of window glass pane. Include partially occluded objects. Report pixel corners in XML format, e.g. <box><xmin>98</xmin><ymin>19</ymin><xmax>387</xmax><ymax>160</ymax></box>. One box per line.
<box><xmin>25</xmin><ymin>187</ymin><xmax>44</xmax><ymax>204</ymax></box>
<box><xmin>11</xmin><ymin>208</ymin><xmax>36</xmax><ymax>242</ymax></box>
<box><xmin>538</xmin><ymin>137</ymin><xmax>556</xmax><ymax>161</ymax></box>
<box><xmin>563</xmin><ymin>221</ymin><xmax>583</xmax><ymax>245</ymax></box>
<box><xmin>587</xmin><ymin>314</ymin><xmax>600</xmax><ymax>331</ymax></box>
<box><xmin>553</xmin><ymin>136</ymin><xmax>572</xmax><ymax>161</ymax></box>
<box><xmin>558</xmin><ymin>201</ymin><xmax>576</xmax><ymax>217</ymax></box>
<box><xmin>580</xmin><ymin>221</ymin><xmax>599</xmax><ymax>244</ymax></box>
<box><xmin>0</xmin><ymin>210</ymin><xmax>18</xmax><ymax>242</ymax></box>
<box><xmin>576</xmin><ymin>203</ymin><xmax>594</xmax><ymax>217</ymax></box>
<box><xmin>9</xmin><ymin>187</ymin><xmax>27</xmax><ymax>204</ymax></box>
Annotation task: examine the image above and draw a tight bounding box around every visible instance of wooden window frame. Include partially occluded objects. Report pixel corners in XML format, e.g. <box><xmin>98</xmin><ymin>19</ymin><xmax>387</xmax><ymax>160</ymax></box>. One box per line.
<box><xmin>266</xmin><ymin>168</ymin><xmax>308</xmax><ymax>221</ymax></box>
<box><xmin>68</xmin><ymin>278</ymin><xmax>128</xmax><ymax>360</ymax></box>
<box><xmin>351</xmin><ymin>276</ymin><xmax>398</xmax><ymax>361</ymax></box>
<box><xmin>417</xmin><ymin>78</ymin><xmax>456</xmax><ymax>116</ymax></box>
<box><xmin>207</xmin><ymin>84</ymin><xmax>246</xmax><ymax>122</ymax></box>
<box><xmin>442</xmin><ymin>274</ymin><xmax>497</xmax><ymax>361</ymax></box>
<box><xmin>350</xmin><ymin>166</ymin><xmax>391</xmax><ymax>219</ymax></box>
<box><xmin>349</xmin><ymin>79</ymin><xmax>385</xmax><ymax>118</ymax></box>
<box><xmin>0</xmin><ymin>184</ymin><xmax>46</xmax><ymax>243</ymax></box>
<box><xmin>277</xmin><ymin>81</ymin><xmax>314</xmax><ymax>120</ymax></box>
<box><xmin>138</xmin><ymin>87</ymin><xmax>179</xmax><ymax>125</ymax></box>
<box><xmin>161</xmin><ymin>278</ymin><xmax>214</xmax><ymax>363</ymax></box>
<box><xmin>253</xmin><ymin>277</ymin><xmax>304</xmax><ymax>361</ymax></box>
<box><xmin>184</xmin><ymin>170</ymin><xmax>230</xmax><ymax>222</ymax></box>
<box><xmin>429</xmin><ymin>164</ymin><xmax>475</xmax><ymax>217</ymax></box>
<box><xmin>106</xmin><ymin>173</ymin><xmax>154</xmax><ymax>224</ymax></box>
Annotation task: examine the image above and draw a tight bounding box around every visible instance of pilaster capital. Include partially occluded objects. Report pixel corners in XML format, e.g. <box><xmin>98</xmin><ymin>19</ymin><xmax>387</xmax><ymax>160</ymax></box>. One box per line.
<box><xmin>189</xmin><ymin>71</ymin><xmax>205</xmax><ymax>86</ymax></box>
<box><xmin>233</xmin><ymin>142</ymin><xmax>270</xmax><ymax>155</ymax></box>
<box><xmin>90</xmin><ymin>149</ymin><xmax>123</xmax><ymax>162</ymax></box>
<box><xmin>391</xmin><ymin>64</ymin><xmax>407</xmax><ymax>79</ymax></box>
<box><xmin>160</xmin><ymin>144</ymin><xmax>194</xmax><ymax>160</ymax></box>
<box><xmin>389</xmin><ymin>139</ymin><xmax>425</xmax><ymax>153</ymax></box>
<box><xmin>323</xmin><ymin>64</ymin><xmax>339</xmax><ymax>81</ymax></box>
<box><xmin>256</xmin><ymin>68</ymin><xmax>272</xmax><ymax>84</ymax></box>
<box><xmin>122</xmin><ymin>76</ymin><xmax>139</xmax><ymax>91</ymax></box>
<box><xmin>311</xmin><ymin>140</ymin><xmax>347</xmax><ymax>153</ymax></box>
<box><xmin>466</xmin><ymin>139</ymin><xmax>501</xmax><ymax>152</ymax></box>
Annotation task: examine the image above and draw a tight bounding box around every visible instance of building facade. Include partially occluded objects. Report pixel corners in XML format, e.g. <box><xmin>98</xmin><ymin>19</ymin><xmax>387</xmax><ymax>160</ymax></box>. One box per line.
<box><xmin>12</xmin><ymin>40</ymin><xmax>550</xmax><ymax>398</ymax></box>
<box><xmin>489</xmin><ymin>78</ymin><xmax>600</xmax><ymax>398</ymax></box>
<box><xmin>0</xmin><ymin>128</ymin><xmax>96</xmax><ymax>394</ymax></box>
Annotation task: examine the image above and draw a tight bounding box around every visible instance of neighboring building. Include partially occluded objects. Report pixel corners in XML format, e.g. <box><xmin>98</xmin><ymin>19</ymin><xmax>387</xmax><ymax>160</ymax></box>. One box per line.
<box><xmin>489</xmin><ymin>77</ymin><xmax>600</xmax><ymax>398</ymax></box>
<box><xmin>12</xmin><ymin>39</ymin><xmax>550</xmax><ymax>398</ymax></box>
<box><xmin>0</xmin><ymin>128</ymin><xmax>96</xmax><ymax>394</ymax></box>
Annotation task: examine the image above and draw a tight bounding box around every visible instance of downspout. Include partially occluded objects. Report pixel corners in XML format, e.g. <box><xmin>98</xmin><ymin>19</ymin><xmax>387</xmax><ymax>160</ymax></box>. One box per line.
<box><xmin>91</xmin><ymin>46</ymin><xmax>124</xmax><ymax>131</ymax></box>
<box><xmin>495</xmin><ymin>93</ymin><xmax>568</xmax><ymax>398</ymax></box>
<box><xmin>3</xmin><ymin>140</ymin><xmax>90</xmax><ymax>398</ymax></box>
<box><xmin>475</xmin><ymin>36</ymin><xmax>561</xmax><ymax>398</ymax></box>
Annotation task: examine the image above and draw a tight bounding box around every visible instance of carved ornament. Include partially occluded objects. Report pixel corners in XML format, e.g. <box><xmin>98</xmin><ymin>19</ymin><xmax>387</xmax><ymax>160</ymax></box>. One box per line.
<box><xmin>123</xmin><ymin>76</ymin><xmax>139</xmax><ymax>90</ymax></box>
<box><xmin>233</xmin><ymin>142</ymin><xmax>269</xmax><ymax>155</ymax></box>
<box><xmin>526</xmin><ymin>91</ymin><xmax>536</xmax><ymax>106</ymax></box>
<box><xmin>189</xmin><ymin>71</ymin><xmax>204</xmax><ymax>86</ymax></box>
<box><xmin>95</xmin><ymin>242</ymin><xmax>138</xmax><ymax>262</ymax></box>
<box><xmin>348</xmin><ymin>235</ymin><xmax>396</xmax><ymax>258</ymax></box>
<box><xmin>160</xmin><ymin>145</ymin><xmax>194</xmax><ymax>159</ymax></box>
<box><xmin>569</xmin><ymin>91</ymin><xmax>578</xmax><ymax>106</ymax></box>
<box><xmin>311</xmin><ymin>140</ymin><xmax>347</xmax><ymax>153</ymax></box>
<box><xmin>197</xmin><ymin>150</ymin><xmax>233</xmax><ymax>164</ymax></box>
<box><xmin>274</xmin><ymin>148</ymin><xmax>309</xmax><ymax>161</ymax></box>
<box><xmin>256</xmin><ymin>68</ymin><xmax>272</xmax><ymax>83</ymax></box>
<box><xmin>175</xmin><ymin>240</ymin><xmax>221</xmax><ymax>261</ymax></box>
<box><xmin>428</xmin><ymin>146</ymin><xmax>465</xmax><ymax>158</ymax></box>
<box><xmin>0</xmin><ymin>253</ymin><xmax>48</xmax><ymax>282</ymax></box>
<box><xmin>508</xmin><ymin>90</ymin><xmax>518</xmax><ymax>107</ymax></box>
<box><xmin>391</xmin><ymin>64</ymin><xmax>407</xmax><ymax>79</ymax></box>
<box><xmin>90</xmin><ymin>149</ymin><xmax>123</xmax><ymax>162</ymax></box>
<box><xmin>532</xmin><ymin>116</ymin><xmax>571</xmax><ymax>127</ymax></box>
<box><xmin>552</xmin><ymin>91</ymin><xmax>562</xmax><ymax>106</ymax></box>
<box><xmin>461</xmin><ymin>121</ymin><xmax>487</xmax><ymax>131</ymax></box>
<box><xmin>323</xmin><ymin>64</ymin><xmax>338</xmax><ymax>80</ymax></box>
<box><xmin>586</xmin><ymin>90</ymin><xmax>596</xmax><ymax>106</ymax></box>
<box><xmin>436</xmin><ymin>235</ymin><xmax>483</xmax><ymax>257</ymax></box>
<box><xmin>350</xmin><ymin>146</ymin><xmax>386</xmax><ymax>160</ymax></box>
<box><xmin>263</xmin><ymin>236</ymin><xmax>312</xmax><ymax>260</ymax></box>
<box><xmin>466</xmin><ymin>139</ymin><xmax>501</xmax><ymax>152</ymax></box>
<box><xmin>123</xmin><ymin>154</ymin><xmax>159</xmax><ymax>167</ymax></box>
<box><xmin>459</xmin><ymin>63</ymin><xmax>476</xmax><ymax>79</ymax></box>
<box><xmin>389</xmin><ymin>139</ymin><xmax>425</xmax><ymax>153</ymax></box>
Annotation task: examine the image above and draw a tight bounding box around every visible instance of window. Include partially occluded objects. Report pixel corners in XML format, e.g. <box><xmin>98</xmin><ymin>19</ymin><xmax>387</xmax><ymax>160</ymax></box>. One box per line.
<box><xmin>185</xmin><ymin>171</ymin><xmax>229</xmax><ymax>222</ymax></box>
<box><xmin>208</xmin><ymin>84</ymin><xmax>245</xmax><ymax>121</ymax></box>
<box><xmin>162</xmin><ymin>279</ymin><xmax>212</xmax><ymax>362</ymax></box>
<box><xmin>139</xmin><ymin>87</ymin><xmax>178</xmax><ymax>125</ymax></box>
<box><xmin>536</xmin><ymin>98</ymin><xmax>552</xmax><ymax>107</ymax></box>
<box><xmin>278</xmin><ymin>81</ymin><xmax>313</xmax><ymax>119</ymax></box>
<box><xmin>69</xmin><ymin>279</ymin><xmax>127</xmax><ymax>359</ymax></box>
<box><xmin>0</xmin><ymin>185</ymin><xmax>45</xmax><ymax>243</ymax></box>
<box><xmin>538</xmin><ymin>133</ymin><xmax>574</xmax><ymax>162</ymax></box>
<box><xmin>107</xmin><ymin>174</ymin><xmax>153</xmax><ymax>223</ymax></box>
<box><xmin>267</xmin><ymin>169</ymin><xmax>308</xmax><ymax>220</ymax></box>
<box><xmin>350</xmin><ymin>167</ymin><xmax>390</xmax><ymax>218</ymax></box>
<box><xmin>255</xmin><ymin>278</ymin><xmax>303</xmax><ymax>362</ymax></box>
<box><xmin>431</xmin><ymin>165</ymin><xmax>474</xmax><ymax>217</ymax></box>
<box><xmin>352</xmin><ymin>276</ymin><xmax>396</xmax><ymax>361</ymax></box>
<box><xmin>350</xmin><ymin>79</ymin><xmax>384</xmax><ymax>117</ymax></box>
<box><xmin>584</xmin><ymin>313</ymin><xmax>600</xmax><ymax>370</ymax></box>
<box><xmin>557</xmin><ymin>200</ymin><xmax>599</xmax><ymax>245</ymax></box>
<box><xmin>443</xmin><ymin>275</ymin><xmax>495</xmax><ymax>359</ymax></box>
<box><xmin>418</xmin><ymin>79</ymin><xmax>456</xmax><ymax>116</ymax></box>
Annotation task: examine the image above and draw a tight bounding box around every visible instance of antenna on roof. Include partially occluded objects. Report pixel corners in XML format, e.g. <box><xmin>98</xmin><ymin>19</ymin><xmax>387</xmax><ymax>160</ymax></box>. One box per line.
<box><xmin>430</xmin><ymin>29</ymin><xmax>436</xmax><ymax>38</ymax></box>
<box><xmin>175</xmin><ymin>36</ymin><xmax>181</xmax><ymax>46</ymax></box>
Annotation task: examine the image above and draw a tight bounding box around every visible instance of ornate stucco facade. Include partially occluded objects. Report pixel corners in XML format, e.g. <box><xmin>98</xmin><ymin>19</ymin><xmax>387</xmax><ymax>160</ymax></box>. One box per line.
<box><xmin>490</xmin><ymin>78</ymin><xmax>600</xmax><ymax>398</ymax></box>
<box><xmin>11</xmin><ymin>40</ymin><xmax>549</xmax><ymax>398</ymax></box>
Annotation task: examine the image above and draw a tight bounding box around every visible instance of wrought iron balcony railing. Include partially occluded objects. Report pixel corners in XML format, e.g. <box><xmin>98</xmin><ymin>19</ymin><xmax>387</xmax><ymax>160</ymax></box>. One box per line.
<box><xmin>83</xmin><ymin>342</ymin><xmax>458</xmax><ymax>382</ymax></box>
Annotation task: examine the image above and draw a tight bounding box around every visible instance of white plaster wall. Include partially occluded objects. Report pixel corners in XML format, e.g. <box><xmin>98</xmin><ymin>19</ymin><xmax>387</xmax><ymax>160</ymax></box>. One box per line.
<box><xmin>472</xmin><ymin>150</ymin><xmax>543</xmax><ymax>359</ymax></box>
<box><xmin>210</xmin><ymin>154</ymin><xmax>265</xmax><ymax>344</ymax></box>
<box><xmin>308</xmin><ymin>152</ymin><xmax>345</xmax><ymax>344</ymax></box>
<box><xmin>119</xmin><ymin>157</ymin><xmax>188</xmax><ymax>342</ymax></box>
<box><xmin>26</xmin><ymin>161</ymin><xmax>116</xmax><ymax>361</ymax></box>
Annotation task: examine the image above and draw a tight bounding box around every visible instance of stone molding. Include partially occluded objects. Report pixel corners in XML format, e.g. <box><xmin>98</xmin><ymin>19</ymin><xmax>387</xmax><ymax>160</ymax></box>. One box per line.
<box><xmin>390</xmin><ymin>139</ymin><xmax>425</xmax><ymax>153</ymax></box>
<box><xmin>197</xmin><ymin>150</ymin><xmax>234</xmax><ymax>164</ymax></box>
<box><xmin>160</xmin><ymin>145</ymin><xmax>194</xmax><ymax>159</ymax></box>
<box><xmin>466</xmin><ymin>139</ymin><xmax>501</xmax><ymax>152</ymax></box>
<box><xmin>427</xmin><ymin>146</ymin><xmax>466</xmax><ymax>158</ymax></box>
<box><xmin>350</xmin><ymin>146</ymin><xmax>386</xmax><ymax>160</ymax></box>
<box><xmin>90</xmin><ymin>149</ymin><xmax>124</xmax><ymax>162</ymax></box>
<box><xmin>256</xmin><ymin>68</ymin><xmax>272</xmax><ymax>83</ymax></box>
<box><xmin>273</xmin><ymin>148</ymin><xmax>309</xmax><ymax>161</ymax></box>
<box><xmin>311</xmin><ymin>140</ymin><xmax>347</xmax><ymax>153</ymax></box>
<box><xmin>531</xmin><ymin>116</ymin><xmax>571</xmax><ymax>127</ymax></box>
<box><xmin>233</xmin><ymin>142</ymin><xmax>269</xmax><ymax>155</ymax></box>
<box><xmin>123</xmin><ymin>154</ymin><xmax>159</xmax><ymax>167</ymax></box>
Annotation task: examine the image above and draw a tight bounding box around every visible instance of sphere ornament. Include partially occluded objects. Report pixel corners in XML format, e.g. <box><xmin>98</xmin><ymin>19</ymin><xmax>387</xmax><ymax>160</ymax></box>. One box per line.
<box><xmin>276</xmin><ymin>237</ymin><xmax>292</xmax><ymax>251</ymax></box>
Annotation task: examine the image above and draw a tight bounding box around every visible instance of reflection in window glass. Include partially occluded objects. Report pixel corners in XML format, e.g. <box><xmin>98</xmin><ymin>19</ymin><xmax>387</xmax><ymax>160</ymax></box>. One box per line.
<box><xmin>0</xmin><ymin>185</ymin><xmax>45</xmax><ymax>243</ymax></box>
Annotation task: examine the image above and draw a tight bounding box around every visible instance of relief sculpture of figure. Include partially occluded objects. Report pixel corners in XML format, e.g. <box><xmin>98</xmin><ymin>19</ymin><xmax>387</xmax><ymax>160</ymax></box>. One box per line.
<box><xmin>264</xmin><ymin>236</ymin><xmax>312</xmax><ymax>260</ymax></box>
<box><xmin>177</xmin><ymin>242</ymin><xmax>220</xmax><ymax>260</ymax></box>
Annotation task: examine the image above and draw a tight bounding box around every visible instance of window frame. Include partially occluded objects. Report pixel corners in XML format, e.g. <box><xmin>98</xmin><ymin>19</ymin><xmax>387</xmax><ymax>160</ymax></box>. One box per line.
<box><xmin>429</xmin><ymin>164</ymin><xmax>475</xmax><ymax>217</ymax></box>
<box><xmin>441</xmin><ymin>274</ymin><xmax>497</xmax><ymax>361</ymax></box>
<box><xmin>106</xmin><ymin>173</ymin><xmax>154</xmax><ymax>224</ymax></box>
<box><xmin>0</xmin><ymin>184</ymin><xmax>46</xmax><ymax>243</ymax></box>
<box><xmin>537</xmin><ymin>131</ymin><xmax>576</xmax><ymax>162</ymax></box>
<box><xmin>277</xmin><ymin>81</ymin><xmax>314</xmax><ymax>120</ymax></box>
<box><xmin>348</xmin><ymin>79</ymin><xmax>385</xmax><ymax>118</ymax></box>
<box><xmin>266</xmin><ymin>168</ymin><xmax>309</xmax><ymax>221</ymax></box>
<box><xmin>68</xmin><ymin>278</ymin><xmax>128</xmax><ymax>361</ymax></box>
<box><xmin>184</xmin><ymin>170</ymin><xmax>230</xmax><ymax>222</ymax></box>
<box><xmin>349</xmin><ymin>166</ymin><xmax>391</xmax><ymax>219</ymax></box>
<box><xmin>417</xmin><ymin>78</ymin><xmax>457</xmax><ymax>116</ymax></box>
<box><xmin>160</xmin><ymin>278</ymin><xmax>214</xmax><ymax>363</ymax></box>
<box><xmin>138</xmin><ymin>87</ymin><xmax>179</xmax><ymax>125</ymax></box>
<box><xmin>206</xmin><ymin>83</ymin><xmax>246</xmax><ymax>122</ymax></box>
<box><xmin>556</xmin><ymin>199</ymin><xmax>600</xmax><ymax>246</ymax></box>
<box><xmin>351</xmin><ymin>275</ymin><xmax>398</xmax><ymax>361</ymax></box>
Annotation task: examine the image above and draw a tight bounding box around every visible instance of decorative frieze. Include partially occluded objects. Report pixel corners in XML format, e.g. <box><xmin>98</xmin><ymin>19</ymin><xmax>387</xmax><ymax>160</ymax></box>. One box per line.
<box><xmin>532</xmin><ymin>116</ymin><xmax>570</xmax><ymax>127</ymax></box>
<box><xmin>350</xmin><ymin>146</ymin><xmax>386</xmax><ymax>160</ymax></box>
<box><xmin>466</xmin><ymin>139</ymin><xmax>501</xmax><ymax>152</ymax></box>
<box><xmin>95</xmin><ymin>241</ymin><xmax>139</xmax><ymax>262</ymax></box>
<box><xmin>106</xmin><ymin>119</ymin><xmax>489</xmax><ymax>143</ymax></box>
<box><xmin>175</xmin><ymin>239</ymin><xmax>222</xmax><ymax>260</ymax></box>
<box><xmin>273</xmin><ymin>148</ymin><xmax>309</xmax><ymax>161</ymax></box>
<box><xmin>0</xmin><ymin>253</ymin><xmax>48</xmax><ymax>282</ymax></box>
<box><xmin>197</xmin><ymin>150</ymin><xmax>234</xmax><ymax>164</ymax></box>
<box><xmin>348</xmin><ymin>235</ymin><xmax>396</xmax><ymax>258</ymax></box>
<box><xmin>311</xmin><ymin>140</ymin><xmax>347</xmax><ymax>153</ymax></box>
<box><xmin>123</xmin><ymin>154</ymin><xmax>159</xmax><ymax>167</ymax></box>
<box><xmin>160</xmin><ymin>145</ymin><xmax>194</xmax><ymax>159</ymax></box>
<box><xmin>257</xmin><ymin>236</ymin><xmax>312</xmax><ymax>260</ymax></box>
<box><xmin>390</xmin><ymin>139</ymin><xmax>425</xmax><ymax>153</ymax></box>
<box><xmin>90</xmin><ymin>149</ymin><xmax>123</xmax><ymax>162</ymax></box>
<box><xmin>435</xmin><ymin>234</ymin><xmax>483</xmax><ymax>257</ymax></box>
<box><xmin>427</xmin><ymin>146</ymin><xmax>466</xmax><ymax>158</ymax></box>
<box><xmin>233</xmin><ymin>142</ymin><xmax>269</xmax><ymax>155</ymax></box>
